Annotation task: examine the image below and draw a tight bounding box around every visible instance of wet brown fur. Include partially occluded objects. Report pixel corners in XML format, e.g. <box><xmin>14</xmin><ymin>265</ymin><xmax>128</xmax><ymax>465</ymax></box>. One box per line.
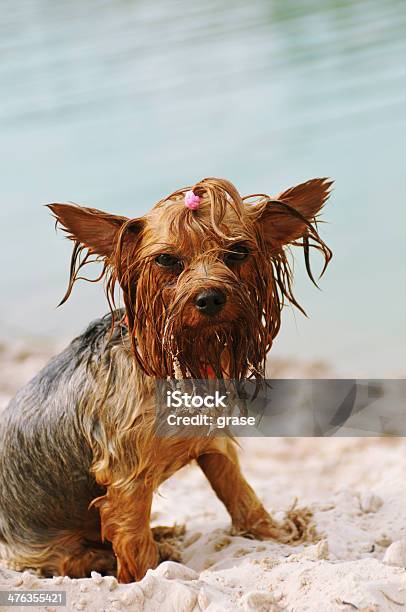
<box><xmin>3</xmin><ymin>177</ymin><xmax>332</xmax><ymax>582</ymax></box>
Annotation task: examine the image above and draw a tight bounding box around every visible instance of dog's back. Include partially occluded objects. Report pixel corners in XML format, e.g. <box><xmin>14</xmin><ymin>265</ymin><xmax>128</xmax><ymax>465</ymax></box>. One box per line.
<box><xmin>0</xmin><ymin>311</ymin><xmax>128</xmax><ymax>573</ymax></box>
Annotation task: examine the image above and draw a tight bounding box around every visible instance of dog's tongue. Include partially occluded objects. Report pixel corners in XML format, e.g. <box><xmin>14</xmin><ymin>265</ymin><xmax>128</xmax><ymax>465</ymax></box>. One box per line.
<box><xmin>204</xmin><ymin>364</ymin><xmax>216</xmax><ymax>379</ymax></box>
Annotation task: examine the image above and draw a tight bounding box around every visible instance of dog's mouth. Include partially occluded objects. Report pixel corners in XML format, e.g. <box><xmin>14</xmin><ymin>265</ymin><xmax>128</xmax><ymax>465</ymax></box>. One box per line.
<box><xmin>162</xmin><ymin>316</ymin><xmax>263</xmax><ymax>380</ymax></box>
<box><xmin>174</xmin><ymin>316</ymin><xmax>245</xmax><ymax>342</ymax></box>
<box><xmin>181</xmin><ymin>317</ymin><xmax>230</xmax><ymax>331</ymax></box>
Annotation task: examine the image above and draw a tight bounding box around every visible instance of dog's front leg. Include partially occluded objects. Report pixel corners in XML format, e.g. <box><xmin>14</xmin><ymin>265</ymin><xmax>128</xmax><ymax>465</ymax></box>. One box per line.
<box><xmin>197</xmin><ymin>441</ymin><xmax>291</xmax><ymax>541</ymax></box>
<box><xmin>97</xmin><ymin>483</ymin><xmax>158</xmax><ymax>583</ymax></box>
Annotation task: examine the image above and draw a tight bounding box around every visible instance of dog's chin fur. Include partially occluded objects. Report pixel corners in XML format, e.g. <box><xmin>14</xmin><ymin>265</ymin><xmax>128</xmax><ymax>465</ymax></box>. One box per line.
<box><xmin>163</xmin><ymin>320</ymin><xmax>266</xmax><ymax>379</ymax></box>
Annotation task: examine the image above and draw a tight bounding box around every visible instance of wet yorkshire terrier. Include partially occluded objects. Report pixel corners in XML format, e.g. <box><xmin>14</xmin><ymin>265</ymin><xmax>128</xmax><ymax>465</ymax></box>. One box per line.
<box><xmin>0</xmin><ymin>177</ymin><xmax>332</xmax><ymax>582</ymax></box>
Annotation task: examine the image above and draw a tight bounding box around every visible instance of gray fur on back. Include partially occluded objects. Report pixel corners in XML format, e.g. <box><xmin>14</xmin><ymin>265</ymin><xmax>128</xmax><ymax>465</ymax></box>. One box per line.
<box><xmin>0</xmin><ymin>310</ymin><xmax>127</xmax><ymax>545</ymax></box>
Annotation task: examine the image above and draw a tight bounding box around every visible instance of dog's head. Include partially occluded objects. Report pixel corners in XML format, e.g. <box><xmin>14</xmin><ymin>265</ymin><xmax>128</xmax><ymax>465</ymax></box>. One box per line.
<box><xmin>48</xmin><ymin>177</ymin><xmax>332</xmax><ymax>380</ymax></box>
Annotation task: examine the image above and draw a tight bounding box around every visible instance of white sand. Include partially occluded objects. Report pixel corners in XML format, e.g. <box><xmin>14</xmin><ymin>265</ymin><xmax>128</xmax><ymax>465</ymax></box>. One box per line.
<box><xmin>1</xmin><ymin>345</ymin><xmax>406</xmax><ymax>611</ymax></box>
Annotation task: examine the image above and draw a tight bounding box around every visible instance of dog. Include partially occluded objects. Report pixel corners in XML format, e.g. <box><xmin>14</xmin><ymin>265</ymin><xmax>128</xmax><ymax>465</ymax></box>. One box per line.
<box><xmin>0</xmin><ymin>177</ymin><xmax>332</xmax><ymax>582</ymax></box>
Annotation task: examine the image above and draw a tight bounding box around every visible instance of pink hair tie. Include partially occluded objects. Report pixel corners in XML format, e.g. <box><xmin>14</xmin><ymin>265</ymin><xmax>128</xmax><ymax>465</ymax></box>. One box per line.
<box><xmin>184</xmin><ymin>190</ymin><xmax>202</xmax><ymax>210</ymax></box>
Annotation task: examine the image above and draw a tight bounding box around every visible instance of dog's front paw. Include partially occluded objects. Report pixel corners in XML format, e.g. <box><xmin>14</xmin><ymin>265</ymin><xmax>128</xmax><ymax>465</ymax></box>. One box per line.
<box><xmin>231</xmin><ymin>516</ymin><xmax>282</xmax><ymax>541</ymax></box>
<box><xmin>152</xmin><ymin>524</ymin><xmax>185</xmax><ymax>564</ymax></box>
<box><xmin>232</xmin><ymin>505</ymin><xmax>317</xmax><ymax>545</ymax></box>
<box><xmin>157</xmin><ymin>540</ymin><xmax>182</xmax><ymax>563</ymax></box>
<box><xmin>115</xmin><ymin>536</ymin><xmax>159</xmax><ymax>583</ymax></box>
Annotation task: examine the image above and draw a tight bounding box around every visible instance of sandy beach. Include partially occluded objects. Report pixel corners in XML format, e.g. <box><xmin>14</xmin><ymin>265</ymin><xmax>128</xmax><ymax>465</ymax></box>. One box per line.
<box><xmin>1</xmin><ymin>343</ymin><xmax>406</xmax><ymax>611</ymax></box>
<box><xmin>2</xmin><ymin>0</ymin><xmax>405</xmax><ymax>608</ymax></box>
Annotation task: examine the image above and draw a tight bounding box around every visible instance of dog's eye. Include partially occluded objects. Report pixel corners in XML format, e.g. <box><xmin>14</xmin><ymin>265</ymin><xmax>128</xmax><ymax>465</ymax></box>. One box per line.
<box><xmin>224</xmin><ymin>244</ymin><xmax>250</xmax><ymax>264</ymax></box>
<box><xmin>155</xmin><ymin>253</ymin><xmax>182</xmax><ymax>269</ymax></box>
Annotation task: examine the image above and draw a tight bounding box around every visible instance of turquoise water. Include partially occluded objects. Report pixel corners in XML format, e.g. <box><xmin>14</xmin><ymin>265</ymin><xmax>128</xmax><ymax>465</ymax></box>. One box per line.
<box><xmin>1</xmin><ymin>0</ymin><xmax>405</xmax><ymax>376</ymax></box>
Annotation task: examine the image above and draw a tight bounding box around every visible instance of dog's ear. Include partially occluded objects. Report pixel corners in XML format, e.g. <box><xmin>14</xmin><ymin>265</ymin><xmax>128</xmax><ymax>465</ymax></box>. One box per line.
<box><xmin>255</xmin><ymin>178</ymin><xmax>333</xmax><ymax>247</ymax></box>
<box><xmin>47</xmin><ymin>203</ymin><xmax>142</xmax><ymax>259</ymax></box>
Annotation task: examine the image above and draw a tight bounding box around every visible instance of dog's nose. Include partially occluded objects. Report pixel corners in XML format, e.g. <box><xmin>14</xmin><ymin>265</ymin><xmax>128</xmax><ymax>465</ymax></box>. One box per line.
<box><xmin>195</xmin><ymin>289</ymin><xmax>226</xmax><ymax>316</ymax></box>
